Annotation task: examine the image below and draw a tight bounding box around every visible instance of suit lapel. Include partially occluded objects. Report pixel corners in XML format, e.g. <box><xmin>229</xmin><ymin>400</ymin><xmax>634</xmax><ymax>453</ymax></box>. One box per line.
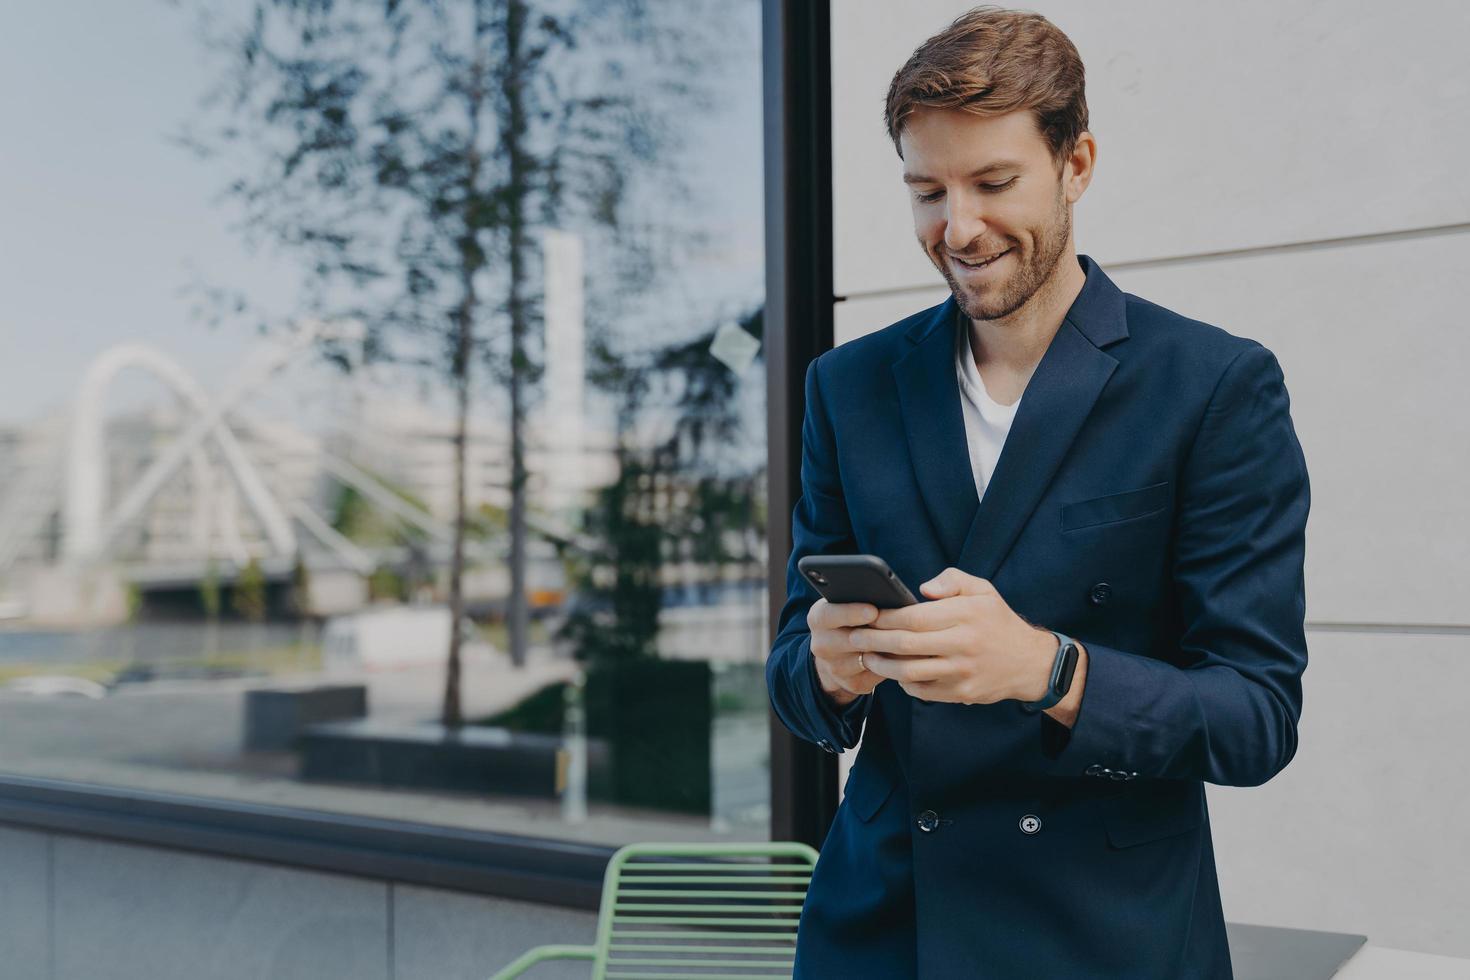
<box><xmin>892</xmin><ymin>296</ymin><xmax>977</xmax><ymax>567</ymax></box>
<box><xmin>957</xmin><ymin>315</ymin><xmax>1117</xmax><ymax>579</ymax></box>
<box><xmin>892</xmin><ymin>254</ymin><xmax>1129</xmax><ymax>581</ymax></box>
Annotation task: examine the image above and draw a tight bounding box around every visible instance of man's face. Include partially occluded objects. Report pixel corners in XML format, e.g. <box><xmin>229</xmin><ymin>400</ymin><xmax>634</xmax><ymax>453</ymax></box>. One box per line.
<box><xmin>900</xmin><ymin>107</ymin><xmax>1077</xmax><ymax>321</ymax></box>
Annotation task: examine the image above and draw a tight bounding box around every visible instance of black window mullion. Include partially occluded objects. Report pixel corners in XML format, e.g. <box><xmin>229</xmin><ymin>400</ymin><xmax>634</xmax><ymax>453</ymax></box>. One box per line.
<box><xmin>762</xmin><ymin>0</ymin><xmax>839</xmax><ymax>849</ymax></box>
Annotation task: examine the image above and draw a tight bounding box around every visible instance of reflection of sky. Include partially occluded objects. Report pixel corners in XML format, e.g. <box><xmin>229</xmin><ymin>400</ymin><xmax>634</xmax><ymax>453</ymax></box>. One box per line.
<box><xmin>0</xmin><ymin>2</ymin><xmax>766</xmax><ymax>432</ymax></box>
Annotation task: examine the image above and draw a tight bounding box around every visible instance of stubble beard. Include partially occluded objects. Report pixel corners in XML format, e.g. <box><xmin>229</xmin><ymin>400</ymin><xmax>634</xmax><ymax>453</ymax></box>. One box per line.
<box><xmin>938</xmin><ymin>184</ymin><xmax>1071</xmax><ymax>322</ymax></box>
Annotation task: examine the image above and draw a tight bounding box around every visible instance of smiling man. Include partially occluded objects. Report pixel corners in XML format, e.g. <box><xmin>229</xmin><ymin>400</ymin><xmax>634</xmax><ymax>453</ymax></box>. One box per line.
<box><xmin>766</xmin><ymin>6</ymin><xmax>1311</xmax><ymax>979</ymax></box>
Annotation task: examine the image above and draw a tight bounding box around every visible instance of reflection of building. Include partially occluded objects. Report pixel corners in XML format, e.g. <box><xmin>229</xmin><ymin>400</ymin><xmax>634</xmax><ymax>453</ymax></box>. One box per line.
<box><xmin>0</xmin><ymin>325</ymin><xmax>621</xmax><ymax>625</ymax></box>
<box><xmin>327</xmin><ymin>228</ymin><xmax>617</xmax><ymax>529</ymax></box>
<box><xmin>101</xmin><ymin>405</ymin><xmax>324</xmax><ymax>564</ymax></box>
<box><xmin>325</xmin><ymin>394</ymin><xmax>619</xmax><ymax>528</ymax></box>
<box><xmin>2</xmin><ymin>402</ymin><xmax>325</xmax><ymax>573</ymax></box>
<box><xmin>0</xmin><ymin>413</ymin><xmax>71</xmax><ymax>570</ymax></box>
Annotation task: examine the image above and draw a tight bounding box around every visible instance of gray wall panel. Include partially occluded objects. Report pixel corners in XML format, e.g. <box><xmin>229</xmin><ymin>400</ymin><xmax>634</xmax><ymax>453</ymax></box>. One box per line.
<box><xmin>394</xmin><ymin>883</ymin><xmax>598</xmax><ymax>980</ymax></box>
<box><xmin>0</xmin><ymin>826</ymin><xmax>50</xmax><ymax>980</ymax></box>
<box><xmin>1207</xmin><ymin>630</ymin><xmax>1470</xmax><ymax>958</ymax></box>
<box><xmin>52</xmin><ymin>837</ymin><xmax>388</xmax><ymax>980</ymax></box>
<box><xmin>833</xmin><ymin>1</ymin><xmax>1470</xmax><ymax>297</ymax></box>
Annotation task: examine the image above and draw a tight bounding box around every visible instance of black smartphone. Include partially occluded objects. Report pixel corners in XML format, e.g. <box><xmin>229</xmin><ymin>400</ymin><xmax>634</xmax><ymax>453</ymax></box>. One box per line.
<box><xmin>797</xmin><ymin>554</ymin><xmax>918</xmax><ymax>608</ymax></box>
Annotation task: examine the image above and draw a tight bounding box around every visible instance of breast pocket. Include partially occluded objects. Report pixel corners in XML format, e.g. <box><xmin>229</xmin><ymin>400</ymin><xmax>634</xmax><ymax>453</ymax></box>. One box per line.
<box><xmin>1060</xmin><ymin>481</ymin><xmax>1171</xmax><ymax>532</ymax></box>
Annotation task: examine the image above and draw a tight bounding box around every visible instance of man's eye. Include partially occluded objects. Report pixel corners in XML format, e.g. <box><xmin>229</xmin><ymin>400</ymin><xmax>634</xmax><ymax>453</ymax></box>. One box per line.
<box><xmin>915</xmin><ymin>178</ymin><xmax>1016</xmax><ymax>203</ymax></box>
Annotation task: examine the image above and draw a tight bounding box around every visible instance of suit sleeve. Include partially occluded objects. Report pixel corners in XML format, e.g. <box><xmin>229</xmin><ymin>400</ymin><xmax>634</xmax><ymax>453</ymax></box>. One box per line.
<box><xmin>766</xmin><ymin>354</ymin><xmax>873</xmax><ymax>754</ymax></box>
<box><xmin>1033</xmin><ymin>342</ymin><xmax>1310</xmax><ymax>787</ymax></box>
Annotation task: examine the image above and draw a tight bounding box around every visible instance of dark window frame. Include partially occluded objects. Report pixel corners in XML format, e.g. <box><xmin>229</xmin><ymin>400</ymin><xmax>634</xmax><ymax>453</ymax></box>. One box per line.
<box><xmin>0</xmin><ymin>0</ymin><xmax>837</xmax><ymax>908</ymax></box>
<box><xmin>0</xmin><ymin>772</ymin><xmax>609</xmax><ymax>908</ymax></box>
<box><xmin>762</xmin><ymin>0</ymin><xmax>840</xmax><ymax>847</ymax></box>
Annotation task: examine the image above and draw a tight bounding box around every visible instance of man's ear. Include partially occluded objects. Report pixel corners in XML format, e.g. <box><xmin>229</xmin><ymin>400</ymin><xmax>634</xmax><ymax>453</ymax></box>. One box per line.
<box><xmin>1065</xmin><ymin>131</ymin><xmax>1097</xmax><ymax>202</ymax></box>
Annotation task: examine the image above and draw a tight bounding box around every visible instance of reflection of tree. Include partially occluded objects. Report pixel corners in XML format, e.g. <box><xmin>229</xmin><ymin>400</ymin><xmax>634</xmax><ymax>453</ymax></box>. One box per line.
<box><xmin>199</xmin><ymin>556</ymin><xmax>222</xmax><ymax>659</ymax></box>
<box><xmin>289</xmin><ymin>555</ymin><xmax>311</xmax><ymax>616</ymax></box>
<box><xmin>333</xmin><ymin>470</ymin><xmax>435</xmax><ymax>603</ymax></box>
<box><xmin>557</xmin><ymin>307</ymin><xmax>764</xmax><ymax>668</ymax></box>
<box><xmin>233</xmin><ymin>557</ymin><xmax>268</xmax><ymax>622</ymax></box>
<box><xmin>646</xmin><ymin>308</ymin><xmax>767</xmax><ymax>577</ymax></box>
<box><xmin>331</xmin><ymin>478</ymin><xmax>430</xmax><ymax>546</ymax></box>
<box><xmin>368</xmin><ymin>564</ymin><xmax>405</xmax><ymax>602</ymax></box>
<box><xmin>181</xmin><ymin>0</ymin><xmax>732</xmax><ymax>727</ymax></box>
<box><xmin>199</xmin><ymin>558</ymin><xmax>222</xmax><ymax>621</ymax></box>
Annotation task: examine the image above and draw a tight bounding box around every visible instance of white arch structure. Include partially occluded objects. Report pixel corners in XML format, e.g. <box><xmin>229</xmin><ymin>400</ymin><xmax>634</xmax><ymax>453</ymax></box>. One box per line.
<box><xmin>48</xmin><ymin>319</ymin><xmax>518</xmax><ymax>576</ymax></box>
<box><xmin>5</xmin><ymin>317</ymin><xmax>588</xmax><ymax>580</ymax></box>
<box><xmin>63</xmin><ymin>342</ymin><xmax>299</xmax><ymax>562</ymax></box>
<box><xmin>62</xmin><ymin>321</ymin><xmax>374</xmax><ymax>565</ymax></box>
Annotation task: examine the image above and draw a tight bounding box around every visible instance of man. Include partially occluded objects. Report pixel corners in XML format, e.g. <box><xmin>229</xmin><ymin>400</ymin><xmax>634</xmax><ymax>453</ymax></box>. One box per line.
<box><xmin>766</xmin><ymin>6</ymin><xmax>1310</xmax><ymax>978</ymax></box>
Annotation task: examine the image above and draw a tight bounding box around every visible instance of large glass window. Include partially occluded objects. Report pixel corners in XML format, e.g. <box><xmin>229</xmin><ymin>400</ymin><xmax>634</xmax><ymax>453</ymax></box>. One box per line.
<box><xmin>0</xmin><ymin>0</ymin><xmax>769</xmax><ymax>845</ymax></box>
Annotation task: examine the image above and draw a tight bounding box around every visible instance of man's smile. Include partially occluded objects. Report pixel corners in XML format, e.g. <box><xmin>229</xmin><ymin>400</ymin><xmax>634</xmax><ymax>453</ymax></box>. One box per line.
<box><xmin>950</xmin><ymin>247</ymin><xmax>1012</xmax><ymax>273</ymax></box>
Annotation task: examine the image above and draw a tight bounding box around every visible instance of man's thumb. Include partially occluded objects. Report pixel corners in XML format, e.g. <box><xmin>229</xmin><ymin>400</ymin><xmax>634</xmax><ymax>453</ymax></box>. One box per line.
<box><xmin>920</xmin><ymin>574</ymin><xmax>955</xmax><ymax>596</ymax></box>
<box><xmin>921</xmin><ymin>566</ymin><xmax>987</xmax><ymax>597</ymax></box>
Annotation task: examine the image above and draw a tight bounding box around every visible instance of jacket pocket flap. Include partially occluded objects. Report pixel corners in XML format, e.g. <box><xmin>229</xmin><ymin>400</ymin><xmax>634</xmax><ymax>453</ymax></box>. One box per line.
<box><xmin>1104</xmin><ymin>787</ymin><xmax>1203</xmax><ymax>848</ymax></box>
<box><xmin>1061</xmin><ymin>481</ymin><xmax>1170</xmax><ymax>531</ymax></box>
<box><xmin>841</xmin><ymin>761</ymin><xmax>897</xmax><ymax>823</ymax></box>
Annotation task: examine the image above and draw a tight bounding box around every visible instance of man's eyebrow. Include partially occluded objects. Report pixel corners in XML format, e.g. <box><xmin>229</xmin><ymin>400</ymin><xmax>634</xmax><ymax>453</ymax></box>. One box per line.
<box><xmin>901</xmin><ymin>160</ymin><xmax>1025</xmax><ymax>185</ymax></box>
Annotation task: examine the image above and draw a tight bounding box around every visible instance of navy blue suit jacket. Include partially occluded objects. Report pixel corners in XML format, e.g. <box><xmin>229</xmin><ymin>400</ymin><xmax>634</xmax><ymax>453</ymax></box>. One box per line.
<box><xmin>767</xmin><ymin>254</ymin><xmax>1310</xmax><ymax>979</ymax></box>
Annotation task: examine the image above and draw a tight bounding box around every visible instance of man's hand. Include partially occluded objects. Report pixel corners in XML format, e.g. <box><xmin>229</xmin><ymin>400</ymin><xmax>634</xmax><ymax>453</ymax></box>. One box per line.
<box><xmin>848</xmin><ymin>566</ymin><xmax>1059</xmax><ymax>706</ymax></box>
<box><xmin>807</xmin><ymin>597</ymin><xmax>884</xmax><ymax>707</ymax></box>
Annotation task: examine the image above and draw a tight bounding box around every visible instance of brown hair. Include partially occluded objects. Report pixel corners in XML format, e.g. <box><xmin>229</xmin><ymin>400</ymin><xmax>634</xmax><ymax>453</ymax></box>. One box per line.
<box><xmin>883</xmin><ymin>5</ymin><xmax>1089</xmax><ymax>171</ymax></box>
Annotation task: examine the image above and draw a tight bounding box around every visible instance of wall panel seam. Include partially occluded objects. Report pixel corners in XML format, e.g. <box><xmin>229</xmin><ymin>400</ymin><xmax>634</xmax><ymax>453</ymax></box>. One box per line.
<box><xmin>835</xmin><ymin>221</ymin><xmax>1470</xmax><ymax>302</ymax></box>
<box><xmin>1306</xmin><ymin>622</ymin><xmax>1470</xmax><ymax>636</ymax></box>
<box><xmin>47</xmin><ymin>832</ymin><xmax>55</xmax><ymax>980</ymax></box>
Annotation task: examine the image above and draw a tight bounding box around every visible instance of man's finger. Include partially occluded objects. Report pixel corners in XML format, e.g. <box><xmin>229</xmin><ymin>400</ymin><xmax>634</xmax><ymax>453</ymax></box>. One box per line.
<box><xmin>860</xmin><ymin>650</ymin><xmax>946</xmax><ymax>684</ymax></box>
<box><xmin>851</xmin><ymin>626</ymin><xmax>942</xmax><ymax>658</ymax></box>
<box><xmin>818</xmin><ymin>601</ymin><xmax>877</xmax><ymax>629</ymax></box>
<box><xmin>870</xmin><ymin>599</ymin><xmax>960</xmax><ymax>632</ymax></box>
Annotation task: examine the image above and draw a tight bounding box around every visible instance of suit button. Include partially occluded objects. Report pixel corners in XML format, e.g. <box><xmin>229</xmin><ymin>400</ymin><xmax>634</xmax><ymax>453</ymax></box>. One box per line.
<box><xmin>817</xmin><ymin>739</ymin><xmax>836</xmax><ymax>754</ymax></box>
<box><xmin>1089</xmin><ymin>582</ymin><xmax>1112</xmax><ymax>605</ymax></box>
<box><xmin>1085</xmin><ymin>764</ymin><xmax>1104</xmax><ymax>777</ymax></box>
<box><xmin>917</xmin><ymin>810</ymin><xmax>940</xmax><ymax>832</ymax></box>
<box><xmin>1019</xmin><ymin>814</ymin><xmax>1042</xmax><ymax>835</ymax></box>
<box><xmin>1108</xmin><ymin>769</ymin><xmax>1129</xmax><ymax>781</ymax></box>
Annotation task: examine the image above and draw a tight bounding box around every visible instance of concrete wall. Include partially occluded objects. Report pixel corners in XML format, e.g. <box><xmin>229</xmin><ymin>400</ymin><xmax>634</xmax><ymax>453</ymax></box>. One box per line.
<box><xmin>0</xmin><ymin>826</ymin><xmax>598</xmax><ymax>980</ymax></box>
<box><xmin>831</xmin><ymin>0</ymin><xmax>1470</xmax><ymax>959</ymax></box>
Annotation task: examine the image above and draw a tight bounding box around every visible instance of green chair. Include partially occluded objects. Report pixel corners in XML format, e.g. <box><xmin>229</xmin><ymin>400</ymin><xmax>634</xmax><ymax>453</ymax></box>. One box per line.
<box><xmin>488</xmin><ymin>840</ymin><xmax>820</xmax><ymax>979</ymax></box>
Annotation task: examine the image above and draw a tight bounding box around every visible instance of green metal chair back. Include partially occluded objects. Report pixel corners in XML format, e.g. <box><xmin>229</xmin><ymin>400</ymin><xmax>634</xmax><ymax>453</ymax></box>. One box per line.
<box><xmin>488</xmin><ymin>840</ymin><xmax>820</xmax><ymax>979</ymax></box>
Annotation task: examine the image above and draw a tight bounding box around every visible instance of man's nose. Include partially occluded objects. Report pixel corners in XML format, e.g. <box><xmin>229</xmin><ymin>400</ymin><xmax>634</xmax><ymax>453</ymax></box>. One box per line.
<box><xmin>943</xmin><ymin>197</ymin><xmax>988</xmax><ymax>253</ymax></box>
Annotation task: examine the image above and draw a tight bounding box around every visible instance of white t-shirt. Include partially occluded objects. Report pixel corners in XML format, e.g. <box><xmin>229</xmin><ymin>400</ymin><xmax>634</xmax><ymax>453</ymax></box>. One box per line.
<box><xmin>953</xmin><ymin>311</ymin><xmax>1022</xmax><ymax>503</ymax></box>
